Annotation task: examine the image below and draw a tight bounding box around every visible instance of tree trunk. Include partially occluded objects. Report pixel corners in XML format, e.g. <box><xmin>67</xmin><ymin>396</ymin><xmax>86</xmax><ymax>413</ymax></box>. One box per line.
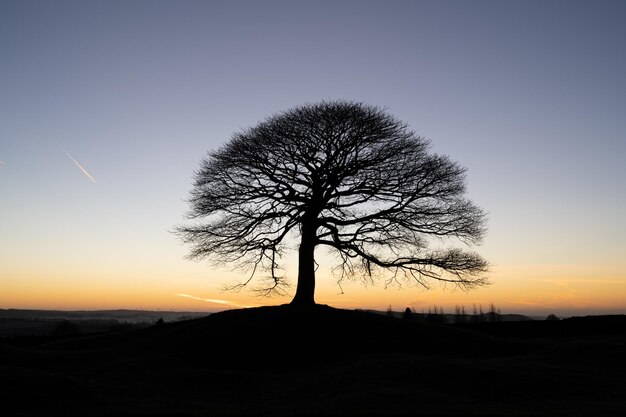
<box><xmin>291</xmin><ymin>223</ymin><xmax>317</xmax><ymax>306</ymax></box>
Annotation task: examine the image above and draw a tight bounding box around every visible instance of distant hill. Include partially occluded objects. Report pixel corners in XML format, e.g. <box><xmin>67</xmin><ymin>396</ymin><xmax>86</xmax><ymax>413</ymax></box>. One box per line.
<box><xmin>0</xmin><ymin>308</ymin><xmax>209</xmax><ymax>322</ymax></box>
<box><xmin>0</xmin><ymin>309</ymin><xmax>210</xmax><ymax>338</ymax></box>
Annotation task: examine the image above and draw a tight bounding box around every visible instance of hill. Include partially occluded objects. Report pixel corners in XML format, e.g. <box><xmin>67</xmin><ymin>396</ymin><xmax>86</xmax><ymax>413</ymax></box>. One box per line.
<box><xmin>1</xmin><ymin>305</ymin><xmax>625</xmax><ymax>416</ymax></box>
<box><xmin>0</xmin><ymin>308</ymin><xmax>207</xmax><ymax>323</ymax></box>
<box><xmin>0</xmin><ymin>308</ymin><xmax>208</xmax><ymax>337</ymax></box>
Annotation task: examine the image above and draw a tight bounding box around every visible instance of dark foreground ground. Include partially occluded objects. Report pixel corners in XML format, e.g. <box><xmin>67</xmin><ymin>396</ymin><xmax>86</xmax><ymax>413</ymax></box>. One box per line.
<box><xmin>1</xmin><ymin>305</ymin><xmax>625</xmax><ymax>416</ymax></box>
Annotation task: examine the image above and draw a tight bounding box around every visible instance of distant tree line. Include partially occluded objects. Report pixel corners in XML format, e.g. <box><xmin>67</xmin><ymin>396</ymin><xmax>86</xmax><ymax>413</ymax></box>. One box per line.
<box><xmin>400</xmin><ymin>303</ymin><xmax>503</xmax><ymax>324</ymax></box>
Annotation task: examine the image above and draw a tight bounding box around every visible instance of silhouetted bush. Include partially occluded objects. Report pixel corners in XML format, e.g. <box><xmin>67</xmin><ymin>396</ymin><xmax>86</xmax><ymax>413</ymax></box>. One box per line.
<box><xmin>546</xmin><ymin>314</ymin><xmax>560</xmax><ymax>321</ymax></box>
<box><xmin>403</xmin><ymin>307</ymin><xmax>414</xmax><ymax>320</ymax></box>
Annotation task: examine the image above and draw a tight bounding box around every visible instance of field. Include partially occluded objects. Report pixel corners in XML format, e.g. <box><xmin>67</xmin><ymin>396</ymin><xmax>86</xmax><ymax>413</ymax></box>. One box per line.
<box><xmin>1</xmin><ymin>306</ymin><xmax>625</xmax><ymax>416</ymax></box>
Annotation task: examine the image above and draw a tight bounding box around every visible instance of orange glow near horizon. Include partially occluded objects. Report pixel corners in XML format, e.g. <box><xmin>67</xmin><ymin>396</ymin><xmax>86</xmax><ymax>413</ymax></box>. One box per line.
<box><xmin>318</xmin><ymin>263</ymin><xmax>626</xmax><ymax>315</ymax></box>
<box><xmin>2</xmin><ymin>0</ymin><xmax>625</xmax><ymax>328</ymax></box>
<box><xmin>2</xmin><ymin>263</ymin><xmax>625</xmax><ymax>316</ymax></box>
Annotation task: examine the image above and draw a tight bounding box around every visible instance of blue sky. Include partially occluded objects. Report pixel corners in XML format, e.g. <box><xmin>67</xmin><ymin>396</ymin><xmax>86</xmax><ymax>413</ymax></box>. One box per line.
<box><xmin>1</xmin><ymin>0</ymin><xmax>625</xmax><ymax>314</ymax></box>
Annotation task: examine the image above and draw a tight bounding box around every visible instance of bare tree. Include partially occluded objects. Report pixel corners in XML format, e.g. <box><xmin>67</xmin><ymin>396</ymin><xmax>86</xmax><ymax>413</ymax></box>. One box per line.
<box><xmin>455</xmin><ymin>305</ymin><xmax>468</xmax><ymax>324</ymax></box>
<box><xmin>176</xmin><ymin>101</ymin><xmax>488</xmax><ymax>306</ymax></box>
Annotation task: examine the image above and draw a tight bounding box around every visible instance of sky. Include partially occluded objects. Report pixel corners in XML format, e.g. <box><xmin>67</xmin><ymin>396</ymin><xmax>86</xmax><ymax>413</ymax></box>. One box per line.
<box><xmin>1</xmin><ymin>0</ymin><xmax>625</xmax><ymax>316</ymax></box>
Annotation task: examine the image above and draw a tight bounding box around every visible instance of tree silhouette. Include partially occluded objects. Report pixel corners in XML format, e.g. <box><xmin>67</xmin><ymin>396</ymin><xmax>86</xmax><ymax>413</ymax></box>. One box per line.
<box><xmin>176</xmin><ymin>101</ymin><xmax>488</xmax><ymax>306</ymax></box>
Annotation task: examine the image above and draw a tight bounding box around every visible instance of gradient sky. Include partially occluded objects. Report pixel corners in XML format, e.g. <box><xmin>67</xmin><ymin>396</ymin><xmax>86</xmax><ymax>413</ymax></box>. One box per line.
<box><xmin>1</xmin><ymin>0</ymin><xmax>625</xmax><ymax>316</ymax></box>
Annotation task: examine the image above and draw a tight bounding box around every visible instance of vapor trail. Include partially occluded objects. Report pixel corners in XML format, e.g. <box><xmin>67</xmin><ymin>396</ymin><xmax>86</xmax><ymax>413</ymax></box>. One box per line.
<box><xmin>63</xmin><ymin>150</ymin><xmax>96</xmax><ymax>183</ymax></box>
<box><xmin>174</xmin><ymin>293</ymin><xmax>253</xmax><ymax>308</ymax></box>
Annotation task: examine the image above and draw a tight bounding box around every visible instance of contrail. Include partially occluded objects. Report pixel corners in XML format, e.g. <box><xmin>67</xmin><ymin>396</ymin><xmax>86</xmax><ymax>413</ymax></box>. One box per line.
<box><xmin>174</xmin><ymin>293</ymin><xmax>253</xmax><ymax>308</ymax></box>
<box><xmin>63</xmin><ymin>150</ymin><xmax>96</xmax><ymax>183</ymax></box>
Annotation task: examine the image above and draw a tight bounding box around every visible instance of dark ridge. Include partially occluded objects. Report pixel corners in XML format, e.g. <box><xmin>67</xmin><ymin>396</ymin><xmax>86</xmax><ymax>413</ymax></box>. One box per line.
<box><xmin>457</xmin><ymin>314</ymin><xmax>626</xmax><ymax>338</ymax></box>
<box><xmin>32</xmin><ymin>304</ymin><xmax>520</xmax><ymax>369</ymax></box>
<box><xmin>2</xmin><ymin>306</ymin><xmax>625</xmax><ymax>416</ymax></box>
<box><xmin>159</xmin><ymin>304</ymin><xmax>518</xmax><ymax>368</ymax></box>
<box><xmin>0</xmin><ymin>308</ymin><xmax>207</xmax><ymax>322</ymax></box>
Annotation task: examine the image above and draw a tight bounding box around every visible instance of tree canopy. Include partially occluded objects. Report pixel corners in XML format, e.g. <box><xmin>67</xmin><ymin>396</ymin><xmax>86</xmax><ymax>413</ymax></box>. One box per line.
<box><xmin>177</xmin><ymin>101</ymin><xmax>488</xmax><ymax>306</ymax></box>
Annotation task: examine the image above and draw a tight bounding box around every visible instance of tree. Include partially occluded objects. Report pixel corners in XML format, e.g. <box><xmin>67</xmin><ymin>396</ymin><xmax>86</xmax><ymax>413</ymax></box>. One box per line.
<box><xmin>176</xmin><ymin>101</ymin><xmax>488</xmax><ymax>306</ymax></box>
<box><xmin>454</xmin><ymin>305</ymin><xmax>467</xmax><ymax>324</ymax></box>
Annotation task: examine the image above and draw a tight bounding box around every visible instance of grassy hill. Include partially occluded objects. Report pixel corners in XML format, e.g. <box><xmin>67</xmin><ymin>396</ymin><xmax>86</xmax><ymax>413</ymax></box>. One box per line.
<box><xmin>1</xmin><ymin>305</ymin><xmax>625</xmax><ymax>416</ymax></box>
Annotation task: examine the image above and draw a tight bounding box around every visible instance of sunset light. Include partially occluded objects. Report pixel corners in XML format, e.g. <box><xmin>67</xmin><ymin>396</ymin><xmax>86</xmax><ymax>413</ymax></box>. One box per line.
<box><xmin>2</xmin><ymin>2</ymin><xmax>625</xmax><ymax>416</ymax></box>
<box><xmin>1</xmin><ymin>1</ymin><xmax>624</xmax><ymax>317</ymax></box>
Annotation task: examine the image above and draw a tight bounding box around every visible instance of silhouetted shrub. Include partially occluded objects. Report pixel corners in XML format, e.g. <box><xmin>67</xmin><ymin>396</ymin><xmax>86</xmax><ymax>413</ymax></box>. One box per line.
<box><xmin>546</xmin><ymin>314</ymin><xmax>560</xmax><ymax>321</ymax></box>
<box><xmin>403</xmin><ymin>307</ymin><xmax>414</xmax><ymax>320</ymax></box>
